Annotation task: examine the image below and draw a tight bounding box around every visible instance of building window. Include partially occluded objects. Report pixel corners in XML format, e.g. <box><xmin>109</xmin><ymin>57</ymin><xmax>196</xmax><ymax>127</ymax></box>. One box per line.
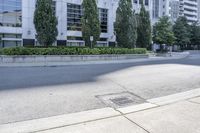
<box><xmin>99</xmin><ymin>8</ymin><xmax>108</xmax><ymax>33</ymax></box>
<box><xmin>153</xmin><ymin>0</ymin><xmax>159</xmax><ymax>18</ymax></box>
<box><xmin>52</xmin><ymin>1</ymin><xmax>56</xmax><ymax>15</ymax></box>
<box><xmin>134</xmin><ymin>0</ymin><xmax>138</xmax><ymax>4</ymax></box>
<box><xmin>0</xmin><ymin>33</ymin><xmax>22</xmax><ymax>47</ymax></box>
<box><xmin>67</xmin><ymin>3</ymin><xmax>108</xmax><ymax>33</ymax></box>
<box><xmin>145</xmin><ymin>0</ymin><xmax>149</xmax><ymax>6</ymax></box>
<box><xmin>67</xmin><ymin>36</ymin><xmax>85</xmax><ymax>46</ymax></box>
<box><xmin>67</xmin><ymin>3</ymin><xmax>83</xmax><ymax>31</ymax></box>
<box><xmin>0</xmin><ymin>0</ymin><xmax>22</xmax><ymax>27</ymax></box>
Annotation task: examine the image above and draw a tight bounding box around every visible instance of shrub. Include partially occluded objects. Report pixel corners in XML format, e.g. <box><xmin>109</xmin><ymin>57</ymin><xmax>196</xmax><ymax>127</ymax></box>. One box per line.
<box><xmin>0</xmin><ymin>47</ymin><xmax>147</xmax><ymax>55</ymax></box>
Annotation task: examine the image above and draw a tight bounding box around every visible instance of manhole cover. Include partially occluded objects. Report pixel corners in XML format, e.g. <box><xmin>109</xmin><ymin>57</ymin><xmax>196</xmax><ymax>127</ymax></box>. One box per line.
<box><xmin>96</xmin><ymin>92</ymin><xmax>145</xmax><ymax>108</ymax></box>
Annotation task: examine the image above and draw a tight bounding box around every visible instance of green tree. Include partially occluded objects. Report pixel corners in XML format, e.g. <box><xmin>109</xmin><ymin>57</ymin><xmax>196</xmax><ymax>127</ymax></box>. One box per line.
<box><xmin>136</xmin><ymin>0</ymin><xmax>152</xmax><ymax>48</ymax></box>
<box><xmin>114</xmin><ymin>0</ymin><xmax>137</xmax><ymax>48</ymax></box>
<box><xmin>153</xmin><ymin>16</ymin><xmax>175</xmax><ymax>47</ymax></box>
<box><xmin>34</xmin><ymin>0</ymin><xmax>58</xmax><ymax>47</ymax></box>
<box><xmin>190</xmin><ymin>22</ymin><xmax>200</xmax><ymax>50</ymax></box>
<box><xmin>173</xmin><ymin>16</ymin><xmax>190</xmax><ymax>50</ymax></box>
<box><xmin>82</xmin><ymin>0</ymin><xmax>101</xmax><ymax>48</ymax></box>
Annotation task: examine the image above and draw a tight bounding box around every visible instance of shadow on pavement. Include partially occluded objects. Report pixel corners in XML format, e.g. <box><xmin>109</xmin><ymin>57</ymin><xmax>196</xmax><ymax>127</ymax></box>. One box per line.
<box><xmin>0</xmin><ymin>57</ymin><xmax>200</xmax><ymax>91</ymax></box>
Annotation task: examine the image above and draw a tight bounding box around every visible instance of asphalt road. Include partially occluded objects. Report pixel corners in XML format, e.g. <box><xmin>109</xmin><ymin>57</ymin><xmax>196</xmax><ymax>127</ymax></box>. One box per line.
<box><xmin>0</xmin><ymin>53</ymin><xmax>200</xmax><ymax>124</ymax></box>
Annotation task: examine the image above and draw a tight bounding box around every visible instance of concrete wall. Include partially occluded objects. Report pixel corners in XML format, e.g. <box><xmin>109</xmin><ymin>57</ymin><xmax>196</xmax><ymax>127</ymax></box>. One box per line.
<box><xmin>0</xmin><ymin>54</ymin><xmax>148</xmax><ymax>63</ymax></box>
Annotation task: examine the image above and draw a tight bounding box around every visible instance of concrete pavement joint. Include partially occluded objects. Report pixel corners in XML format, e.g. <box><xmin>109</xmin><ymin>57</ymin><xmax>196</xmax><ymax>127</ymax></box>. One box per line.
<box><xmin>111</xmin><ymin>108</ymin><xmax>151</xmax><ymax>133</ymax></box>
<box><xmin>0</xmin><ymin>108</ymin><xmax>121</xmax><ymax>133</ymax></box>
<box><xmin>30</xmin><ymin>106</ymin><xmax>153</xmax><ymax>133</ymax></box>
<box><xmin>30</xmin><ymin>115</ymin><xmax>121</xmax><ymax>133</ymax></box>
<box><xmin>123</xmin><ymin>115</ymin><xmax>151</xmax><ymax>133</ymax></box>
<box><xmin>1</xmin><ymin>114</ymin><xmax>122</xmax><ymax>133</ymax></box>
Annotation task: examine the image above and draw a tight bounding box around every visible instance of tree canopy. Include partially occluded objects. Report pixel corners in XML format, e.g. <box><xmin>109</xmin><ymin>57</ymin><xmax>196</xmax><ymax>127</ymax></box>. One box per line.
<box><xmin>115</xmin><ymin>0</ymin><xmax>137</xmax><ymax>48</ymax></box>
<box><xmin>153</xmin><ymin>16</ymin><xmax>175</xmax><ymax>46</ymax></box>
<box><xmin>82</xmin><ymin>0</ymin><xmax>101</xmax><ymax>48</ymax></box>
<box><xmin>190</xmin><ymin>22</ymin><xmax>200</xmax><ymax>49</ymax></box>
<box><xmin>34</xmin><ymin>0</ymin><xmax>58</xmax><ymax>47</ymax></box>
<box><xmin>136</xmin><ymin>0</ymin><xmax>152</xmax><ymax>48</ymax></box>
<box><xmin>173</xmin><ymin>16</ymin><xmax>190</xmax><ymax>49</ymax></box>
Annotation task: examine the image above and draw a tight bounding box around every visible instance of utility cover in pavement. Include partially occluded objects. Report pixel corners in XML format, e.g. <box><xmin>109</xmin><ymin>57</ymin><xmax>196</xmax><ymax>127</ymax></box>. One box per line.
<box><xmin>96</xmin><ymin>92</ymin><xmax>145</xmax><ymax>108</ymax></box>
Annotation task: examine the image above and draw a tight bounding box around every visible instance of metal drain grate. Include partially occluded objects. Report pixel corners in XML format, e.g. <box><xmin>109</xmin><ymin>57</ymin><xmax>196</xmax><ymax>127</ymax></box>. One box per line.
<box><xmin>110</xmin><ymin>97</ymin><xmax>134</xmax><ymax>106</ymax></box>
<box><xmin>96</xmin><ymin>92</ymin><xmax>145</xmax><ymax>108</ymax></box>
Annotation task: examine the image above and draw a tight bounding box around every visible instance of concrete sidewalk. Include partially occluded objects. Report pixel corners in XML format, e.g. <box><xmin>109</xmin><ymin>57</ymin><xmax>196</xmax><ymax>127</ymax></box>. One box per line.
<box><xmin>0</xmin><ymin>88</ymin><xmax>200</xmax><ymax>133</ymax></box>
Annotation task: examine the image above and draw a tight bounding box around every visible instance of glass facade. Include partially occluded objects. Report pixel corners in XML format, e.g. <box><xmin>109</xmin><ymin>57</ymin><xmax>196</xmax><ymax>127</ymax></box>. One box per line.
<box><xmin>0</xmin><ymin>33</ymin><xmax>22</xmax><ymax>47</ymax></box>
<box><xmin>67</xmin><ymin>3</ymin><xmax>83</xmax><ymax>31</ymax></box>
<box><xmin>0</xmin><ymin>1</ymin><xmax>111</xmax><ymax>47</ymax></box>
<box><xmin>152</xmin><ymin>0</ymin><xmax>159</xmax><ymax>18</ymax></box>
<box><xmin>169</xmin><ymin>1</ymin><xmax>180</xmax><ymax>22</ymax></box>
<box><xmin>0</xmin><ymin>0</ymin><xmax>22</xmax><ymax>27</ymax></box>
<box><xmin>99</xmin><ymin>8</ymin><xmax>108</xmax><ymax>33</ymax></box>
<box><xmin>67</xmin><ymin>3</ymin><xmax>108</xmax><ymax>33</ymax></box>
<box><xmin>52</xmin><ymin>1</ymin><xmax>56</xmax><ymax>15</ymax></box>
<box><xmin>133</xmin><ymin>0</ymin><xmax>149</xmax><ymax>6</ymax></box>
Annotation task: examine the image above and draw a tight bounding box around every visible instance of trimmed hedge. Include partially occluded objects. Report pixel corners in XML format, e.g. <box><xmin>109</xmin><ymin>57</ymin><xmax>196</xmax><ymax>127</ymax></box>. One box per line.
<box><xmin>0</xmin><ymin>47</ymin><xmax>147</xmax><ymax>55</ymax></box>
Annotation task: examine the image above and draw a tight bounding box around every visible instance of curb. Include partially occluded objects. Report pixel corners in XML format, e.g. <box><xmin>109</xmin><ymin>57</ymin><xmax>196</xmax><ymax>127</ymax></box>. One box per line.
<box><xmin>147</xmin><ymin>88</ymin><xmax>200</xmax><ymax>106</ymax></box>
<box><xmin>0</xmin><ymin>88</ymin><xmax>200</xmax><ymax>133</ymax></box>
<box><xmin>0</xmin><ymin>108</ymin><xmax>120</xmax><ymax>133</ymax></box>
<box><xmin>117</xmin><ymin>88</ymin><xmax>200</xmax><ymax>114</ymax></box>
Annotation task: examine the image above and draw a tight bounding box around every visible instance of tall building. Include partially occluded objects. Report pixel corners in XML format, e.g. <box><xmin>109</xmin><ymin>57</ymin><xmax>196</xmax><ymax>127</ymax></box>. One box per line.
<box><xmin>198</xmin><ymin>0</ymin><xmax>200</xmax><ymax>22</ymax></box>
<box><xmin>152</xmin><ymin>0</ymin><xmax>199</xmax><ymax>24</ymax></box>
<box><xmin>152</xmin><ymin>0</ymin><xmax>180</xmax><ymax>24</ymax></box>
<box><xmin>0</xmin><ymin>0</ymin><xmax>153</xmax><ymax>48</ymax></box>
<box><xmin>152</xmin><ymin>0</ymin><xmax>159</xmax><ymax>24</ymax></box>
<box><xmin>179</xmin><ymin>0</ymin><xmax>198</xmax><ymax>24</ymax></box>
<box><xmin>151</xmin><ymin>0</ymin><xmax>171</xmax><ymax>24</ymax></box>
<box><xmin>169</xmin><ymin>0</ymin><xmax>180</xmax><ymax>23</ymax></box>
<box><xmin>133</xmin><ymin>0</ymin><xmax>152</xmax><ymax>17</ymax></box>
